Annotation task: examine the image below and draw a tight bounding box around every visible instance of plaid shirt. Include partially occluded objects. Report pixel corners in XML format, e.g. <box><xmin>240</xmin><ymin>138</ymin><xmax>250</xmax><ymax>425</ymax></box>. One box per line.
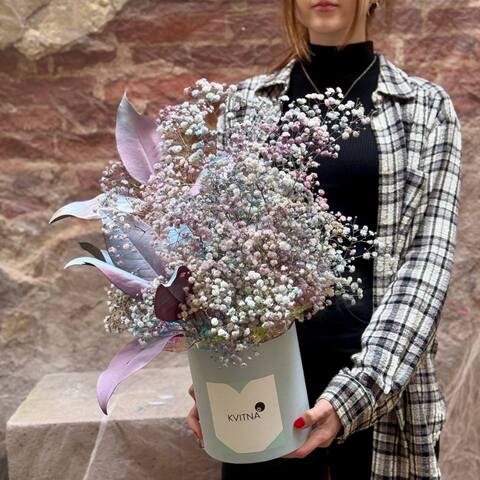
<box><xmin>218</xmin><ymin>52</ymin><xmax>462</xmax><ymax>479</ymax></box>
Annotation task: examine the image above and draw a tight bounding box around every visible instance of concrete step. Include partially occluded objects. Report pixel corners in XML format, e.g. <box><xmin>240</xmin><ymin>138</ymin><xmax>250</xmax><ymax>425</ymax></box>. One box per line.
<box><xmin>6</xmin><ymin>367</ymin><xmax>220</xmax><ymax>480</ymax></box>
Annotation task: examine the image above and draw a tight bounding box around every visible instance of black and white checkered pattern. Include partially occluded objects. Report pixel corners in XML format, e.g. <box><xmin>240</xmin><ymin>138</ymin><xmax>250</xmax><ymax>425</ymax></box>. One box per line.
<box><xmin>218</xmin><ymin>52</ymin><xmax>462</xmax><ymax>479</ymax></box>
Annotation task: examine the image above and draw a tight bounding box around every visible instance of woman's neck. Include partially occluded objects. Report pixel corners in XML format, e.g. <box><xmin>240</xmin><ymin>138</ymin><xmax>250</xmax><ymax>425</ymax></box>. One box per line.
<box><xmin>304</xmin><ymin>40</ymin><xmax>376</xmax><ymax>85</ymax></box>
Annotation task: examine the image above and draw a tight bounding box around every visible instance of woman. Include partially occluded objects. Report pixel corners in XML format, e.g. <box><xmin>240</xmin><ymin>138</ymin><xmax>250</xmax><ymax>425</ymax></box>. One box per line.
<box><xmin>186</xmin><ymin>1</ymin><xmax>463</xmax><ymax>479</ymax></box>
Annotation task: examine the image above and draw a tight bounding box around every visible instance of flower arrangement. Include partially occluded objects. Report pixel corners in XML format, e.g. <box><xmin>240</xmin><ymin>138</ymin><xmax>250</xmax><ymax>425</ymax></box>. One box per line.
<box><xmin>49</xmin><ymin>78</ymin><xmax>387</xmax><ymax>416</ymax></box>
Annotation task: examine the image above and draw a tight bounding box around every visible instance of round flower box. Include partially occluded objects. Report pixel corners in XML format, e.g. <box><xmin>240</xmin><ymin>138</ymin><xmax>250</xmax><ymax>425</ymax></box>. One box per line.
<box><xmin>187</xmin><ymin>320</ymin><xmax>311</xmax><ymax>463</ymax></box>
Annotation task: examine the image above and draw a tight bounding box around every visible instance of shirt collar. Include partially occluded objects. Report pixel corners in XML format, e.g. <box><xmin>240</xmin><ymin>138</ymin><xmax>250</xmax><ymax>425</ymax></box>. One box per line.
<box><xmin>253</xmin><ymin>52</ymin><xmax>416</xmax><ymax>100</ymax></box>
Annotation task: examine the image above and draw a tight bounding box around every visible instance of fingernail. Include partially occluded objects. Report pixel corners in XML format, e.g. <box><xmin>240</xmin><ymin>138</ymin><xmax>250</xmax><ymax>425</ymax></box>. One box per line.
<box><xmin>294</xmin><ymin>416</ymin><xmax>305</xmax><ymax>429</ymax></box>
<box><xmin>198</xmin><ymin>438</ymin><xmax>204</xmax><ymax>449</ymax></box>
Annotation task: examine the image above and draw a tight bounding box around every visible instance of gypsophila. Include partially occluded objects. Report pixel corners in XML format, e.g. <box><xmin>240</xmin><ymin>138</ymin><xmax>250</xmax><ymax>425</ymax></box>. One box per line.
<box><xmin>78</xmin><ymin>78</ymin><xmax>385</xmax><ymax>367</ymax></box>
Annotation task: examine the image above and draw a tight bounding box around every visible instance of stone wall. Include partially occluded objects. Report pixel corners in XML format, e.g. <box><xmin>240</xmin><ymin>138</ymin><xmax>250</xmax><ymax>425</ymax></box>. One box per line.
<box><xmin>0</xmin><ymin>0</ymin><xmax>478</xmax><ymax>478</ymax></box>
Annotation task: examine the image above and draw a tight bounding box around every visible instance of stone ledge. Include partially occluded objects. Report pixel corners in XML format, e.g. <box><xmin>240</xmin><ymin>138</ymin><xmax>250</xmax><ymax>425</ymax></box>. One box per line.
<box><xmin>6</xmin><ymin>367</ymin><xmax>220</xmax><ymax>480</ymax></box>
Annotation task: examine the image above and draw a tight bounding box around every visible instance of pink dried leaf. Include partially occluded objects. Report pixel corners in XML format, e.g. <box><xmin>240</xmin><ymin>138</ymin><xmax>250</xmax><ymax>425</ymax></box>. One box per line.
<box><xmin>96</xmin><ymin>334</ymin><xmax>178</xmax><ymax>415</ymax></box>
<box><xmin>115</xmin><ymin>91</ymin><xmax>162</xmax><ymax>184</ymax></box>
<box><xmin>64</xmin><ymin>256</ymin><xmax>150</xmax><ymax>298</ymax></box>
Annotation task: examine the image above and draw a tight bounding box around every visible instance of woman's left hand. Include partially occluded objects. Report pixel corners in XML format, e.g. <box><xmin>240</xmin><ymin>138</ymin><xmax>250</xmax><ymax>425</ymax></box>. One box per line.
<box><xmin>282</xmin><ymin>399</ymin><xmax>342</xmax><ymax>459</ymax></box>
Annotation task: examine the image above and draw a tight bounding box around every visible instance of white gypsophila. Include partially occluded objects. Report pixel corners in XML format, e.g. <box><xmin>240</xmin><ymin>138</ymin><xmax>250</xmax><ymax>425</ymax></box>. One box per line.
<box><xmin>99</xmin><ymin>78</ymin><xmax>383</xmax><ymax>366</ymax></box>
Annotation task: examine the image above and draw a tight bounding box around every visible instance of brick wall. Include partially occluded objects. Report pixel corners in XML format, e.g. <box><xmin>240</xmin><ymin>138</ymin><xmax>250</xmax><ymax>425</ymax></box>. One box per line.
<box><xmin>0</xmin><ymin>1</ymin><xmax>478</xmax><ymax>478</ymax></box>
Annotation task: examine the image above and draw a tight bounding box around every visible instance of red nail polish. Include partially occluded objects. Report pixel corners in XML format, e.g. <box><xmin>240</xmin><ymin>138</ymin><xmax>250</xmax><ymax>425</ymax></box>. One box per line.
<box><xmin>294</xmin><ymin>416</ymin><xmax>305</xmax><ymax>429</ymax></box>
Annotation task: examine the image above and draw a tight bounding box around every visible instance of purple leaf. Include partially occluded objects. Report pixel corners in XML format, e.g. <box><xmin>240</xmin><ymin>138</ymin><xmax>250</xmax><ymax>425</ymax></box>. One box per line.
<box><xmin>154</xmin><ymin>265</ymin><xmax>192</xmax><ymax>322</ymax></box>
<box><xmin>165</xmin><ymin>265</ymin><xmax>192</xmax><ymax>301</ymax></box>
<box><xmin>154</xmin><ymin>285</ymin><xmax>182</xmax><ymax>323</ymax></box>
<box><xmin>99</xmin><ymin>210</ymin><xmax>168</xmax><ymax>281</ymax></box>
<box><xmin>115</xmin><ymin>91</ymin><xmax>162</xmax><ymax>184</ymax></box>
<box><xmin>96</xmin><ymin>334</ymin><xmax>178</xmax><ymax>415</ymax></box>
<box><xmin>49</xmin><ymin>193</ymin><xmax>106</xmax><ymax>224</ymax></box>
<box><xmin>64</xmin><ymin>256</ymin><xmax>150</xmax><ymax>298</ymax></box>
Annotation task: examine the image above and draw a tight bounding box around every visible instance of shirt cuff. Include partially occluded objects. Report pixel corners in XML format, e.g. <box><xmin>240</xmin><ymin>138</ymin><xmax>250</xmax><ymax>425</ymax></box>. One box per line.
<box><xmin>316</xmin><ymin>371</ymin><xmax>376</xmax><ymax>443</ymax></box>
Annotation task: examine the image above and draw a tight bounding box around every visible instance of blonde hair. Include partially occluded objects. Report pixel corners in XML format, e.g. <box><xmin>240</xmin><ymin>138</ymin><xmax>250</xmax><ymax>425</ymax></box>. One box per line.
<box><xmin>269</xmin><ymin>0</ymin><xmax>390</xmax><ymax>73</ymax></box>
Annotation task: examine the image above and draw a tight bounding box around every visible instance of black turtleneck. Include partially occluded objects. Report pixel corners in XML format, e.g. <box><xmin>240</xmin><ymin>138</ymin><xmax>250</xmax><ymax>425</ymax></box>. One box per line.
<box><xmin>291</xmin><ymin>40</ymin><xmax>379</xmax><ymax>98</ymax></box>
<box><xmin>286</xmin><ymin>41</ymin><xmax>381</xmax><ymax>407</ymax></box>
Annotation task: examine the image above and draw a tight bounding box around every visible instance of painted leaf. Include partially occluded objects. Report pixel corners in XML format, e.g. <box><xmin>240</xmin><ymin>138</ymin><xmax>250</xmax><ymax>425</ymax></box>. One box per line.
<box><xmin>64</xmin><ymin>256</ymin><xmax>150</xmax><ymax>298</ymax></box>
<box><xmin>111</xmin><ymin>195</ymin><xmax>137</xmax><ymax>214</ymax></box>
<box><xmin>154</xmin><ymin>265</ymin><xmax>192</xmax><ymax>322</ymax></box>
<box><xmin>79</xmin><ymin>241</ymin><xmax>106</xmax><ymax>261</ymax></box>
<box><xmin>96</xmin><ymin>334</ymin><xmax>178</xmax><ymax>415</ymax></box>
<box><xmin>167</xmin><ymin>224</ymin><xmax>192</xmax><ymax>248</ymax></box>
<box><xmin>100</xmin><ymin>249</ymin><xmax>114</xmax><ymax>265</ymax></box>
<box><xmin>187</xmin><ymin>154</ymin><xmax>227</xmax><ymax>196</ymax></box>
<box><xmin>49</xmin><ymin>193</ymin><xmax>106</xmax><ymax>224</ymax></box>
<box><xmin>115</xmin><ymin>92</ymin><xmax>162</xmax><ymax>184</ymax></box>
<box><xmin>164</xmin><ymin>265</ymin><xmax>192</xmax><ymax>302</ymax></box>
<box><xmin>49</xmin><ymin>193</ymin><xmax>136</xmax><ymax>224</ymax></box>
<box><xmin>78</xmin><ymin>242</ymin><xmax>115</xmax><ymax>265</ymax></box>
<box><xmin>154</xmin><ymin>285</ymin><xmax>182</xmax><ymax>324</ymax></box>
<box><xmin>99</xmin><ymin>210</ymin><xmax>168</xmax><ymax>281</ymax></box>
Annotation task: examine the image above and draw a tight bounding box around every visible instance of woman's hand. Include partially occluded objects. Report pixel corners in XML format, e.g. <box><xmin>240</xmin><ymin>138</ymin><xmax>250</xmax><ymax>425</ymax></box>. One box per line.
<box><xmin>185</xmin><ymin>383</ymin><xmax>204</xmax><ymax>447</ymax></box>
<box><xmin>282</xmin><ymin>399</ymin><xmax>342</xmax><ymax>459</ymax></box>
<box><xmin>164</xmin><ymin>335</ymin><xmax>187</xmax><ymax>353</ymax></box>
